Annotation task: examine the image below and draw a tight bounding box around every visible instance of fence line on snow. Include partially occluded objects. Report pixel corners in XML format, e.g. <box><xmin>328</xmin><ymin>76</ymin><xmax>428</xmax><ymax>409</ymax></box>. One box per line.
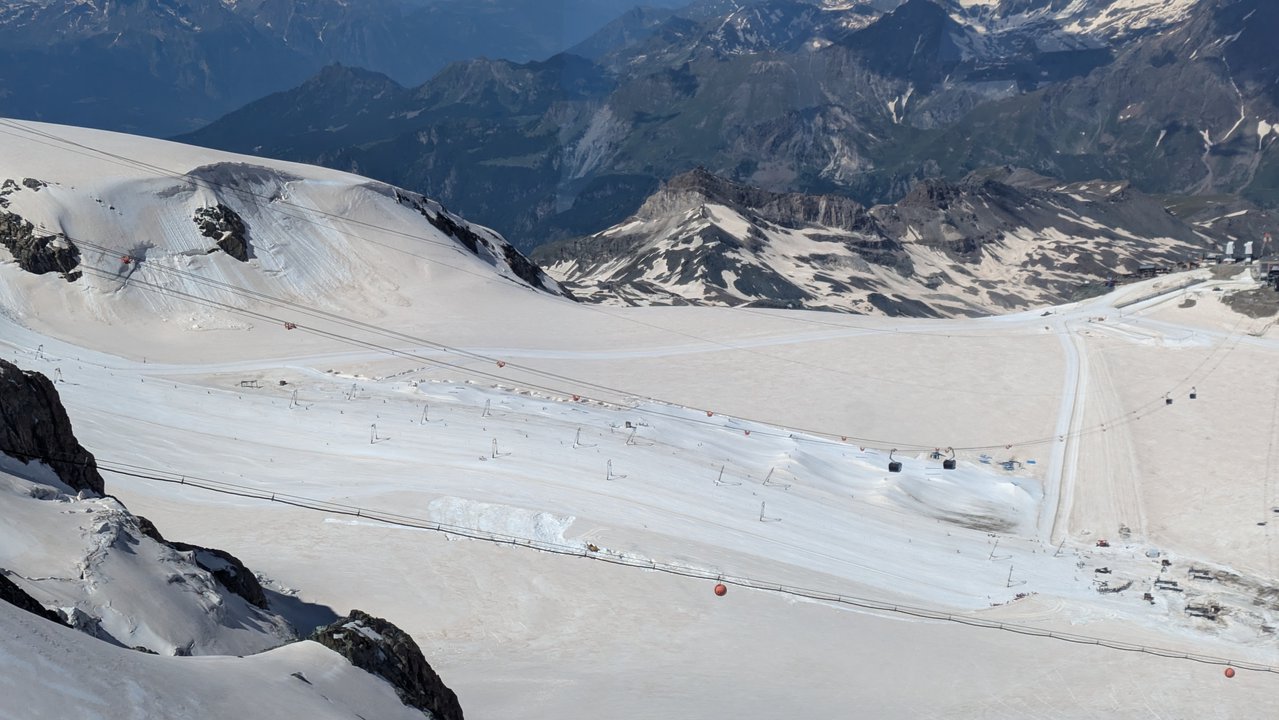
<box><xmin>103</xmin><ymin>464</ymin><xmax>1279</xmax><ymax>676</ymax></box>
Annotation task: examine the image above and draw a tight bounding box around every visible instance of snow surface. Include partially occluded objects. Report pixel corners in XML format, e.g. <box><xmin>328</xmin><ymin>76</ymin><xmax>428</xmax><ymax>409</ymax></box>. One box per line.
<box><xmin>0</xmin><ymin>472</ymin><xmax>293</xmax><ymax>656</ymax></box>
<box><xmin>0</xmin><ymin>602</ymin><xmax>427</xmax><ymax>720</ymax></box>
<box><xmin>3</xmin><ymin>120</ymin><xmax>1279</xmax><ymax>717</ymax></box>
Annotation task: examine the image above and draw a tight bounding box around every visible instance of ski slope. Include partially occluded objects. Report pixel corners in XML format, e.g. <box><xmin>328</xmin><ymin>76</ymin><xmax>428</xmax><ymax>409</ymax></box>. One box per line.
<box><xmin>2</xmin><ymin>120</ymin><xmax>1278</xmax><ymax>717</ymax></box>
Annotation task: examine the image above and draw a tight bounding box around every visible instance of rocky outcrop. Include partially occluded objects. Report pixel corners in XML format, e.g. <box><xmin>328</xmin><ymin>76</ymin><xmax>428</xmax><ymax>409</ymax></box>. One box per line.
<box><xmin>0</xmin><ymin>177</ymin><xmax>80</xmax><ymax>280</ymax></box>
<box><xmin>0</xmin><ymin>210</ymin><xmax>81</xmax><ymax>281</ymax></box>
<box><xmin>646</xmin><ymin>167</ymin><xmax>872</xmax><ymax>232</ymax></box>
<box><xmin>193</xmin><ymin>204</ymin><xmax>252</xmax><ymax>261</ymax></box>
<box><xmin>0</xmin><ymin>571</ymin><xmax>63</xmax><ymax>624</ymax></box>
<box><xmin>394</xmin><ymin>190</ymin><xmax>572</xmax><ymax>298</ymax></box>
<box><xmin>540</xmin><ymin>165</ymin><xmax>1214</xmax><ymax>316</ymax></box>
<box><xmin>0</xmin><ymin>360</ymin><xmax>103</xmax><ymax>495</ymax></box>
<box><xmin>311</xmin><ymin>610</ymin><xmax>463</xmax><ymax>720</ymax></box>
<box><xmin>134</xmin><ymin>515</ymin><xmax>270</xmax><ymax>610</ymax></box>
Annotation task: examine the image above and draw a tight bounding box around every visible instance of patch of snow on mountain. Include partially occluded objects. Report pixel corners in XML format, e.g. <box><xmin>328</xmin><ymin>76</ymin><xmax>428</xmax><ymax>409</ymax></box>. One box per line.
<box><xmin>951</xmin><ymin>0</ymin><xmax>1201</xmax><ymax>41</ymax></box>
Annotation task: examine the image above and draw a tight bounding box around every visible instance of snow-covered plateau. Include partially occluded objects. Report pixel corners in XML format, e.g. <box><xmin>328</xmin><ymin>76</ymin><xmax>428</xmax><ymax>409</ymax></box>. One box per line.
<box><xmin>1</xmin><ymin>119</ymin><xmax>1277</xmax><ymax>717</ymax></box>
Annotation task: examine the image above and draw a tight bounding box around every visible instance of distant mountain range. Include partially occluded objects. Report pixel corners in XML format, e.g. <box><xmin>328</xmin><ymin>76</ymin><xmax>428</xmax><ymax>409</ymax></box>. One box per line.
<box><xmin>175</xmin><ymin>0</ymin><xmax>1279</xmax><ymax>252</ymax></box>
<box><xmin>532</xmin><ymin>166</ymin><xmax>1272</xmax><ymax>316</ymax></box>
<box><xmin>0</xmin><ymin>0</ymin><xmax>685</xmax><ymax>135</ymax></box>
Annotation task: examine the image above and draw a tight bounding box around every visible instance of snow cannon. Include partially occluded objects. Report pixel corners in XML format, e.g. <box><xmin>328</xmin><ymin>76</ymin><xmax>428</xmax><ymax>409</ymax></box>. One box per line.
<box><xmin>713</xmin><ymin>583</ymin><xmax>727</xmax><ymax>597</ymax></box>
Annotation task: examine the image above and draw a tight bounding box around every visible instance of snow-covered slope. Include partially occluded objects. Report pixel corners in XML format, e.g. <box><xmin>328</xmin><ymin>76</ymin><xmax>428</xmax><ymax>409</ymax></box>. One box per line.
<box><xmin>0</xmin><ymin>468</ymin><xmax>293</xmax><ymax>656</ymax></box>
<box><xmin>0</xmin><ymin>601</ymin><xmax>430</xmax><ymax>720</ymax></box>
<box><xmin>0</xmin><ymin>119</ymin><xmax>568</xmax><ymax>343</ymax></box>
<box><xmin>4</xmin><ymin>121</ymin><xmax>1279</xmax><ymax>717</ymax></box>
<box><xmin>0</xmin><ymin>353</ymin><xmax>465</xmax><ymax>716</ymax></box>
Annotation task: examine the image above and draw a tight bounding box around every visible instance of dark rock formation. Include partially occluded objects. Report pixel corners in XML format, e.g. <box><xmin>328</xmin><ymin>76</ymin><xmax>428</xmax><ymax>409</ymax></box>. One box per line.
<box><xmin>0</xmin><ymin>571</ymin><xmax>63</xmax><ymax>624</ymax></box>
<box><xmin>172</xmin><ymin>544</ymin><xmax>270</xmax><ymax>610</ymax></box>
<box><xmin>394</xmin><ymin>190</ymin><xmax>571</xmax><ymax>298</ymax></box>
<box><xmin>0</xmin><ymin>359</ymin><xmax>103</xmax><ymax>495</ymax></box>
<box><xmin>0</xmin><ymin>210</ymin><xmax>81</xmax><ymax>281</ymax></box>
<box><xmin>658</xmin><ymin>167</ymin><xmax>871</xmax><ymax>232</ymax></box>
<box><xmin>0</xmin><ymin>177</ymin><xmax>78</xmax><ymax>279</ymax></box>
<box><xmin>311</xmin><ymin>610</ymin><xmax>463</xmax><ymax>720</ymax></box>
<box><xmin>0</xmin><ymin>178</ymin><xmax>47</xmax><ymax>208</ymax></box>
<box><xmin>134</xmin><ymin>515</ymin><xmax>269</xmax><ymax>610</ymax></box>
<box><xmin>193</xmin><ymin>204</ymin><xmax>252</xmax><ymax>261</ymax></box>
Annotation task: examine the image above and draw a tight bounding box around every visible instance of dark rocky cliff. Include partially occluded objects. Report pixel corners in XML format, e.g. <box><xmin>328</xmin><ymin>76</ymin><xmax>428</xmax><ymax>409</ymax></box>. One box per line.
<box><xmin>0</xmin><ymin>359</ymin><xmax>104</xmax><ymax>495</ymax></box>
<box><xmin>0</xmin><ymin>572</ymin><xmax>65</xmax><ymax>624</ymax></box>
<box><xmin>0</xmin><ymin>179</ymin><xmax>81</xmax><ymax>281</ymax></box>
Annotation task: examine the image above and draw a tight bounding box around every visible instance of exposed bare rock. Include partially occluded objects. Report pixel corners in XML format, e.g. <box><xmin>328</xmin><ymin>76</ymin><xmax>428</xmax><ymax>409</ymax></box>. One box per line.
<box><xmin>0</xmin><ymin>209</ymin><xmax>81</xmax><ymax>281</ymax></box>
<box><xmin>135</xmin><ymin>516</ymin><xmax>270</xmax><ymax>610</ymax></box>
<box><xmin>311</xmin><ymin>610</ymin><xmax>463</xmax><ymax>720</ymax></box>
<box><xmin>193</xmin><ymin>204</ymin><xmax>252</xmax><ymax>261</ymax></box>
<box><xmin>0</xmin><ymin>359</ymin><xmax>103</xmax><ymax>495</ymax></box>
<box><xmin>0</xmin><ymin>571</ymin><xmax>63</xmax><ymax>624</ymax></box>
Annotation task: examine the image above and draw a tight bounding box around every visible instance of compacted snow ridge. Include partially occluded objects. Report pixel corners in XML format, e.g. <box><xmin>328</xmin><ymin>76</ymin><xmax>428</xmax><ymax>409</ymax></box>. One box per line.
<box><xmin>2</xmin><ymin>120</ymin><xmax>1279</xmax><ymax>717</ymax></box>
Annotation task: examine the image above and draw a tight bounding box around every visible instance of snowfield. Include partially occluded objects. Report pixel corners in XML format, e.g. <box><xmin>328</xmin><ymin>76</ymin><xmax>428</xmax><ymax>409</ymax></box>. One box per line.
<box><xmin>2</xmin><ymin>120</ymin><xmax>1278</xmax><ymax>717</ymax></box>
<box><xmin>0</xmin><ymin>600</ymin><xmax>430</xmax><ymax>720</ymax></box>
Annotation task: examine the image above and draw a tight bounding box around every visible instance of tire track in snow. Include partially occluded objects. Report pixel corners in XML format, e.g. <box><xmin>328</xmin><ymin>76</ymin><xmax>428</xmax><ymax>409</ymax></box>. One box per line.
<box><xmin>1042</xmin><ymin>318</ymin><xmax>1085</xmax><ymax>545</ymax></box>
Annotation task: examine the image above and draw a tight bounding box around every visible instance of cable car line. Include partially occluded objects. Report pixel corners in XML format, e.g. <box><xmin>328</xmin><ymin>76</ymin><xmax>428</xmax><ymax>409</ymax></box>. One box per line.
<box><xmin>57</xmin><ymin>248</ymin><xmax>1231</xmax><ymax>457</ymax></box>
<box><xmin>0</xmin><ymin>120</ymin><xmax>1258</xmax><ymax>453</ymax></box>
<box><xmin>1</xmin><ymin>441</ymin><xmax>1276</xmax><ymax>676</ymax></box>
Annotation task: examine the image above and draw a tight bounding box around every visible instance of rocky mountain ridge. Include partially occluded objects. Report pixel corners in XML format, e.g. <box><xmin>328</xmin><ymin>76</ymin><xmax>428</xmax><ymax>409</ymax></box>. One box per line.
<box><xmin>0</xmin><ymin>0</ymin><xmax>683</xmax><ymax>135</ymax></box>
<box><xmin>534</xmin><ymin>167</ymin><xmax>1245</xmax><ymax>316</ymax></box>
<box><xmin>179</xmin><ymin>0</ymin><xmax>1276</xmax><ymax>251</ymax></box>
